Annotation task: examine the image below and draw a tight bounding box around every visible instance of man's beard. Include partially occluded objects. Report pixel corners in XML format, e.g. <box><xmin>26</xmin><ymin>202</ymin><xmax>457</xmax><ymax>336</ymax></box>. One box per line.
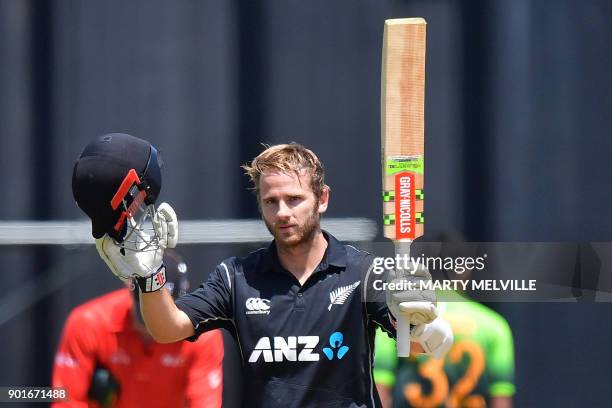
<box><xmin>264</xmin><ymin>206</ymin><xmax>320</xmax><ymax>249</ymax></box>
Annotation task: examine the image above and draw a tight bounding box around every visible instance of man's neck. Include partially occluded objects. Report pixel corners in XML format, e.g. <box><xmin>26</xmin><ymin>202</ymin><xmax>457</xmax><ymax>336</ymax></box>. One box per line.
<box><xmin>276</xmin><ymin>230</ymin><xmax>328</xmax><ymax>286</ymax></box>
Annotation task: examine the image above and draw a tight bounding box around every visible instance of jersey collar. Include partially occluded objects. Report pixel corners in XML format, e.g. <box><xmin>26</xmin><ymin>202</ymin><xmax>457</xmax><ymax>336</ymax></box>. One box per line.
<box><xmin>261</xmin><ymin>229</ymin><xmax>347</xmax><ymax>275</ymax></box>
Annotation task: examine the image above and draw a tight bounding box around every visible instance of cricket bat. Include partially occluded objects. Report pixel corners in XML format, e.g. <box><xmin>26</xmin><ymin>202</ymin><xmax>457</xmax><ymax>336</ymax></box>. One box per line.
<box><xmin>381</xmin><ymin>18</ymin><xmax>426</xmax><ymax>357</ymax></box>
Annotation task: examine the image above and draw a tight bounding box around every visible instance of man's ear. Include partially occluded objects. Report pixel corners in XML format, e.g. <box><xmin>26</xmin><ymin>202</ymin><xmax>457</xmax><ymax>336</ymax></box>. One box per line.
<box><xmin>318</xmin><ymin>186</ymin><xmax>330</xmax><ymax>214</ymax></box>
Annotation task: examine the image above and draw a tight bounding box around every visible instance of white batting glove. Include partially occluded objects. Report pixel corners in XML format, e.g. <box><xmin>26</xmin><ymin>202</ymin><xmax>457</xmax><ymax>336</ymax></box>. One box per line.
<box><xmin>95</xmin><ymin>203</ymin><xmax>179</xmax><ymax>290</ymax></box>
<box><xmin>386</xmin><ymin>263</ymin><xmax>438</xmax><ymax>325</ymax></box>
<box><xmin>411</xmin><ymin>316</ymin><xmax>454</xmax><ymax>359</ymax></box>
<box><xmin>95</xmin><ymin>232</ymin><xmax>164</xmax><ymax>280</ymax></box>
<box><xmin>152</xmin><ymin>202</ymin><xmax>178</xmax><ymax>249</ymax></box>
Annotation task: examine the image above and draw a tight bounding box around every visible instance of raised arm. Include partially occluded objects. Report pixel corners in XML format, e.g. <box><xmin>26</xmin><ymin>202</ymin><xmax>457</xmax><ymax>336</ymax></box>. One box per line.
<box><xmin>95</xmin><ymin>203</ymin><xmax>192</xmax><ymax>343</ymax></box>
<box><xmin>140</xmin><ymin>287</ymin><xmax>195</xmax><ymax>343</ymax></box>
<box><xmin>96</xmin><ymin>203</ymin><xmax>233</xmax><ymax>343</ymax></box>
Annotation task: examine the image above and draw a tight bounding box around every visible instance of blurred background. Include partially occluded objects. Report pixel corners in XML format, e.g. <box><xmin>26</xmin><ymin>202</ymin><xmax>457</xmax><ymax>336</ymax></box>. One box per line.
<box><xmin>1</xmin><ymin>0</ymin><xmax>612</xmax><ymax>406</ymax></box>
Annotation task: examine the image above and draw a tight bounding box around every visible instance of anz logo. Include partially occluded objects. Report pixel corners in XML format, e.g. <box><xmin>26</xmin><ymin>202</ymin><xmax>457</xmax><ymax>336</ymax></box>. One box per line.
<box><xmin>248</xmin><ymin>336</ymin><xmax>319</xmax><ymax>363</ymax></box>
<box><xmin>248</xmin><ymin>332</ymin><xmax>349</xmax><ymax>363</ymax></box>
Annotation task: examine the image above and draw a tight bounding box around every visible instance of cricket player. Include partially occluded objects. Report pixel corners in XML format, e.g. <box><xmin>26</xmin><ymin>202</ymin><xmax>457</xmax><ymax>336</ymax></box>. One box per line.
<box><xmin>85</xmin><ymin>137</ymin><xmax>452</xmax><ymax>407</ymax></box>
<box><xmin>52</xmin><ymin>250</ymin><xmax>224</xmax><ymax>408</ymax></box>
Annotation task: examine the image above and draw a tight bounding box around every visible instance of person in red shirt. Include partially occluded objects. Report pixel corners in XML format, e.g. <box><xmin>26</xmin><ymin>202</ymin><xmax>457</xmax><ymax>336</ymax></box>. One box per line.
<box><xmin>52</xmin><ymin>250</ymin><xmax>224</xmax><ymax>408</ymax></box>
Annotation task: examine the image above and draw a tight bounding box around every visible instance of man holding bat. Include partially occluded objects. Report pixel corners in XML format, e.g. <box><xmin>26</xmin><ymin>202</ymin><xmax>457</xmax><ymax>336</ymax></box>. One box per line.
<box><xmin>85</xmin><ymin>134</ymin><xmax>452</xmax><ymax>406</ymax></box>
<box><xmin>74</xmin><ymin>17</ymin><xmax>450</xmax><ymax>407</ymax></box>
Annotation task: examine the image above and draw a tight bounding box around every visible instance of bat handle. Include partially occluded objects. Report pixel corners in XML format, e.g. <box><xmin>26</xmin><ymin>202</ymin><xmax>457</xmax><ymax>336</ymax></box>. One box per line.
<box><xmin>396</xmin><ymin>314</ymin><xmax>411</xmax><ymax>357</ymax></box>
<box><xmin>394</xmin><ymin>240</ymin><xmax>413</xmax><ymax>357</ymax></box>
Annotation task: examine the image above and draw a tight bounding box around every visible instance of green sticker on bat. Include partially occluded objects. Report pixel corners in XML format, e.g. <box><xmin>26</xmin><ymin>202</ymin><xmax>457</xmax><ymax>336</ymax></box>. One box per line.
<box><xmin>386</xmin><ymin>156</ymin><xmax>424</xmax><ymax>175</ymax></box>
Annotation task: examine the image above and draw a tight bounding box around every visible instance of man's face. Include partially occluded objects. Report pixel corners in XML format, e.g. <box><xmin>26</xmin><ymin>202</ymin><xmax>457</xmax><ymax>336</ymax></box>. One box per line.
<box><xmin>259</xmin><ymin>170</ymin><xmax>328</xmax><ymax>248</ymax></box>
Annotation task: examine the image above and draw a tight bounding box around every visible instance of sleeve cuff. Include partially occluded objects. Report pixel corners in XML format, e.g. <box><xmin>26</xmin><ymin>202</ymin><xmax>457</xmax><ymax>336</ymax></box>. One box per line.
<box><xmin>174</xmin><ymin>300</ymin><xmax>200</xmax><ymax>342</ymax></box>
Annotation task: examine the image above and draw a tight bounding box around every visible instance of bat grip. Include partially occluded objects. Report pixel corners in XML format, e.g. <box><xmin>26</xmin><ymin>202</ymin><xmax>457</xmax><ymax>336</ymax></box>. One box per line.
<box><xmin>394</xmin><ymin>240</ymin><xmax>413</xmax><ymax>357</ymax></box>
<box><xmin>394</xmin><ymin>240</ymin><xmax>412</xmax><ymax>279</ymax></box>
<box><xmin>396</xmin><ymin>314</ymin><xmax>411</xmax><ymax>357</ymax></box>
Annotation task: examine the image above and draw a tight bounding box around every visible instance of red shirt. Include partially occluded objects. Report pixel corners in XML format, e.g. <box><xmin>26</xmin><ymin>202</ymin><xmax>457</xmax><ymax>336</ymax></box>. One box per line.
<box><xmin>52</xmin><ymin>289</ymin><xmax>223</xmax><ymax>408</ymax></box>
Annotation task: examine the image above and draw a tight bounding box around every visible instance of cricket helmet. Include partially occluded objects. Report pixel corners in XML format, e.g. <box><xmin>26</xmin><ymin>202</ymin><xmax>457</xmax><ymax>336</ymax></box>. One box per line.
<box><xmin>72</xmin><ymin>133</ymin><xmax>163</xmax><ymax>247</ymax></box>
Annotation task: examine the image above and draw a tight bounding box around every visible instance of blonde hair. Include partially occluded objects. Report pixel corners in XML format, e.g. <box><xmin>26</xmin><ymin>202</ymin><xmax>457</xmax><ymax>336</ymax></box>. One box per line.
<box><xmin>242</xmin><ymin>143</ymin><xmax>328</xmax><ymax>199</ymax></box>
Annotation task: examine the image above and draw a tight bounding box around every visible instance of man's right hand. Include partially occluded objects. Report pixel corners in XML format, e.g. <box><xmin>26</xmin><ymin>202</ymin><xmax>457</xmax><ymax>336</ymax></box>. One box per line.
<box><xmin>95</xmin><ymin>202</ymin><xmax>178</xmax><ymax>282</ymax></box>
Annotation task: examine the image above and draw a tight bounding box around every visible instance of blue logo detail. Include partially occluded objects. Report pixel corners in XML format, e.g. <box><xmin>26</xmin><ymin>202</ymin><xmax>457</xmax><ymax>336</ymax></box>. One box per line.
<box><xmin>322</xmin><ymin>332</ymin><xmax>349</xmax><ymax>360</ymax></box>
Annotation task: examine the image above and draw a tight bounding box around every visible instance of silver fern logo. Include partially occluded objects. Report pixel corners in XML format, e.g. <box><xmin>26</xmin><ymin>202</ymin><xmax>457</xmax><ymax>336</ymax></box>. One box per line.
<box><xmin>328</xmin><ymin>281</ymin><xmax>361</xmax><ymax>311</ymax></box>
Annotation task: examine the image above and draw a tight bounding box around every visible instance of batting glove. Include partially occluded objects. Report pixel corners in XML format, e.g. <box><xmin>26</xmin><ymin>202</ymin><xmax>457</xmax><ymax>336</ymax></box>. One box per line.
<box><xmin>386</xmin><ymin>263</ymin><xmax>438</xmax><ymax>325</ymax></box>
<box><xmin>411</xmin><ymin>316</ymin><xmax>454</xmax><ymax>359</ymax></box>
<box><xmin>152</xmin><ymin>202</ymin><xmax>179</xmax><ymax>249</ymax></box>
<box><xmin>95</xmin><ymin>202</ymin><xmax>178</xmax><ymax>292</ymax></box>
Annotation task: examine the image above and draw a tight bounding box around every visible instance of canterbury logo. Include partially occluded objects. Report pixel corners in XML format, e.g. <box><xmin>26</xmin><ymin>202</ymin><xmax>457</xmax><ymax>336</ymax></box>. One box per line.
<box><xmin>245</xmin><ymin>297</ymin><xmax>271</xmax><ymax>315</ymax></box>
<box><xmin>328</xmin><ymin>281</ymin><xmax>360</xmax><ymax>311</ymax></box>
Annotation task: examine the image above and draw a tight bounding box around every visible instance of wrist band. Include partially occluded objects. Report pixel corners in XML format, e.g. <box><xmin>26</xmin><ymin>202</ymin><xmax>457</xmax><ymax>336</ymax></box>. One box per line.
<box><xmin>135</xmin><ymin>265</ymin><xmax>167</xmax><ymax>293</ymax></box>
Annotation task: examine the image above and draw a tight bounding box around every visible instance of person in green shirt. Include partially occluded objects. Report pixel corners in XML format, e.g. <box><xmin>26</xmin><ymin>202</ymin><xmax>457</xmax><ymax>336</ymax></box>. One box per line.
<box><xmin>375</xmin><ymin>289</ymin><xmax>515</xmax><ymax>408</ymax></box>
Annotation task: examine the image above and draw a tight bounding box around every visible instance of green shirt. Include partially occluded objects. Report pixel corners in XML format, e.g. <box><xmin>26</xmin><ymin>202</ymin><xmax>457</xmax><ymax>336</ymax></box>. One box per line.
<box><xmin>374</xmin><ymin>291</ymin><xmax>515</xmax><ymax>407</ymax></box>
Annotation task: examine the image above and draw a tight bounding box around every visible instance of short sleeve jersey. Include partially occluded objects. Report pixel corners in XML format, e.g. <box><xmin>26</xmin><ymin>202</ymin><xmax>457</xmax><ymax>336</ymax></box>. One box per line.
<box><xmin>374</xmin><ymin>291</ymin><xmax>515</xmax><ymax>408</ymax></box>
<box><xmin>175</xmin><ymin>231</ymin><xmax>396</xmax><ymax>407</ymax></box>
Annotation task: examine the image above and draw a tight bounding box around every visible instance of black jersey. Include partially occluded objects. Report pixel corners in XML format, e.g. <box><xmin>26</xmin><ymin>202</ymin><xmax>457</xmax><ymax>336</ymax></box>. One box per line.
<box><xmin>175</xmin><ymin>231</ymin><xmax>396</xmax><ymax>407</ymax></box>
